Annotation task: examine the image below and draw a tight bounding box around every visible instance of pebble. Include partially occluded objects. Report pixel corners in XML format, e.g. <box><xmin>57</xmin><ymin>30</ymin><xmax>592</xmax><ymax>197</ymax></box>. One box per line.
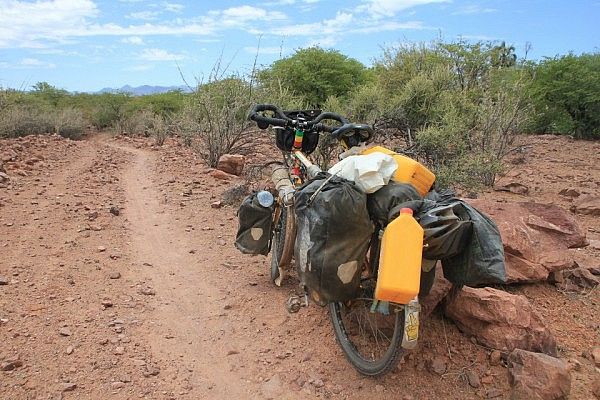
<box><xmin>143</xmin><ymin>365</ymin><xmax>160</xmax><ymax>377</ymax></box>
<box><xmin>140</xmin><ymin>287</ymin><xmax>156</xmax><ymax>296</ymax></box>
<box><xmin>114</xmin><ymin>346</ymin><xmax>125</xmax><ymax>355</ymax></box>
<box><xmin>466</xmin><ymin>370</ymin><xmax>481</xmax><ymax>388</ymax></box>
<box><xmin>111</xmin><ymin>381</ymin><xmax>125</xmax><ymax>390</ymax></box>
<box><xmin>428</xmin><ymin>356</ymin><xmax>447</xmax><ymax>375</ymax></box>
<box><xmin>62</xmin><ymin>383</ymin><xmax>77</xmax><ymax>392</ymax></box>
<box><xmin>109</xmin><ymin>272</ymin><xmax>121</xmax><ymax>279</ymax></box>
<box><xmin>489</xmin><ymin>350</ymin><xmax>502</xmax><ymax>366</ymax></box>
<box><xmin>0</xmin><ymin>276</ymin><xmax>9</xmax><ymax>285</ymax></box>
<box><xmin>485</xmin><ymin>388</ymin><xmax>503</xmax><ymax>398</ymax></box>
<box><xmin>1</xmin><ymin>359</ymin><xmax>23</xmax><ymax>371</ymax></box>
<box><xmin>66</xmin><ymin>346</ymin><xmax>74</xmax><ymax>355</ymax></box>
<box><xmin>59</xmin><ymin>327</ymin><xmax>72</xmax><ymax>336</ymax></box>
<box><xmin>98</xmin><ymin>246</ymin><xmax>106</xmax><ymax>252</ymax></box>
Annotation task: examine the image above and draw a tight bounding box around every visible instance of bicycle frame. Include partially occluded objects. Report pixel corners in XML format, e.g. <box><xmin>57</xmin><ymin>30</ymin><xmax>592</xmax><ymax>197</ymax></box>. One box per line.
<box><xmin>270</xmin><ymin>142</ymin><xmax>321</xmax><ymax>285</ymax></box>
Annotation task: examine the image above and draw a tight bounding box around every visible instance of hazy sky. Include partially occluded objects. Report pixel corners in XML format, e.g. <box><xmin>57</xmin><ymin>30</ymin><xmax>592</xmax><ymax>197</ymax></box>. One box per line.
<box><xmin>1</xmin><ymin>0</ymin><xmax>598</xmax><ymax>92</ymax></box>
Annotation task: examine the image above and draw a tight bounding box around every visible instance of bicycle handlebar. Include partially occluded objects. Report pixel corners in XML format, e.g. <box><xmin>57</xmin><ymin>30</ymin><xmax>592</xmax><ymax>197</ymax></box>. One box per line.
<box><xmin>248</xmin><ymin>104</ymin><xmax>372</xmax><ymax>143</ymax></box>
<box><xmin>248</xmin><ymin>104</ymin><xmax>290</xmax><ymax>127</ymax></box>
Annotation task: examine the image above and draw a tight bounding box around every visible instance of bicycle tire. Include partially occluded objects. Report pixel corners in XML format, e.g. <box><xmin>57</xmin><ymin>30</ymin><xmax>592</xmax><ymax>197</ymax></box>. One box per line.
<box><xmin>270</xmin><ymin>206</ymin><xmax>295</xmax><ymax>285</ymax></box>
<box><xmin>329</xmin><ymin>298</ymin><xmax>405</xmax><ymax>376</ymax></box>
<box><xmin>270</xmin><ymin>207</ymin><xmax>286</xmax><ymax>283</ymax></box>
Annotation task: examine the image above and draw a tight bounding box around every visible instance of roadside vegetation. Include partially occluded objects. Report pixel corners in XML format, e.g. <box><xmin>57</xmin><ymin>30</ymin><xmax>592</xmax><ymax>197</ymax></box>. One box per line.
<box><xmin>1</xmin><ymin>40</ymin><xmax>598</xmax><ymax>189</ymax></box>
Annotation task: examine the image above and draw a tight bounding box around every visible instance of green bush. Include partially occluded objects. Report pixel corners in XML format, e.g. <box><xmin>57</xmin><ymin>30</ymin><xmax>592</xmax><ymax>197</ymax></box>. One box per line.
<box><xmin>526</xmin><ymin>53</ymin><xmax>600</xmax><ymax>139</ymax></box>
<box><xmin>258</xmin><ymin>47</ymin><xmax>368</xmax><ymax>107</ymax></box>
<box><xmin>0</xmin><ymin>105</ymin><xmax>54</xmax><ymax>137</ymax></box>
<box><xmin>53</xmin><ymin>107</ymin><xmax>86</xmax><ymax>140</ymax></box>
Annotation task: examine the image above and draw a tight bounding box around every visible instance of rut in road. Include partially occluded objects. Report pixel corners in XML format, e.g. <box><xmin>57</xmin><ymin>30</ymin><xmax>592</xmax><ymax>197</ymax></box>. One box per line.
<box><xmin>118</xmin><ymin>144</ymin><xmax>259</xmax><ymax>398</ymax></box>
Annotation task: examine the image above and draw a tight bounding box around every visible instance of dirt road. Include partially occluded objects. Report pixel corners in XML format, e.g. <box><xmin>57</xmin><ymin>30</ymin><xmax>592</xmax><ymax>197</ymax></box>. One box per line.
<box><xmin>1</xmin><ymin>133</ymin><xmax>598</xmax><ymax>399</ymax></box>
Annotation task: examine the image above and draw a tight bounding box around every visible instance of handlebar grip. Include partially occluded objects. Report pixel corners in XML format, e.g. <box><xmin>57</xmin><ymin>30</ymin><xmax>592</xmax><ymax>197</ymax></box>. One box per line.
<box><xmin>248</xmin><ymin>104</ymin><xmax>290</xmax><ymax>128</ymax></box>
<box><xmin>331</xmin><ymin>123</ymin><xmax>374</xmax><ymax>141</ymax></box>
<box><xmin>311</xmin><ymin>112</ymin><xmax>349</xmax><ymax>125</ymax></box>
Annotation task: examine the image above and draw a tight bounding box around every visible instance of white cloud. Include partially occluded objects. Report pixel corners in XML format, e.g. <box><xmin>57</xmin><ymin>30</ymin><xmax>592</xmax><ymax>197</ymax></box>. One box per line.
<box><xmin>140</xmin><ymin>48</ymin><xmax>186</xmax><ymax>61</ymax></box>
<box><xmin>126</xmin><ymin>64</ymin><xmax>153</xmax><ymax>71</ymax></box>
<box><xmin>128</xmin><ymin>11</ymin><xmax>161</xmax><ymax>21</ymax></box>
<box><xmin>214</xmin><ymin>5</ymin><xmax>287</xmax><ymax>26</ymax></box>
<box><xmin>305</xmin><ymin>36</ymin><xmax>337</xmax><ymax>48</ymax></box>
<box><xmin>0</xmin><ymin>2</ymin><xmax>285</xmax><ymax>49</ymax></box>
<box><xmin>164</xmin><ymin>2</ymin><xmax>184</xmax><ymax>13</ymax></box>
<box><xmin>122</xmin><ymin>36</ymin><xmax>145</xmax><ymax>45</ymax></box>
<box><xmin>0</xmin><ymin>58</ymin><xmax>57</xmax><ymax>69</ymax></box>
<box><xmin>351</xmin><ymin>20</ymin><xmax>428</xmax><ymax>34</ymax></box>
<box><xmin>269</xmin><ymin>11</ymin><xmax>352</xmax><ymax>36</ymax></box>
<box><xmin>358</xmin><ymin>0</ymin><xmax>451</xmax><ymax>18</ymax></box>
<box><xmin>0</xmin><ymin>0</ymin><xmax>98</xmax><ymax>48</ymax></box>
<box><xmin>451</xmin><ymin>5</ymin><xmax>497</xmax><ymax>15</ymax></box>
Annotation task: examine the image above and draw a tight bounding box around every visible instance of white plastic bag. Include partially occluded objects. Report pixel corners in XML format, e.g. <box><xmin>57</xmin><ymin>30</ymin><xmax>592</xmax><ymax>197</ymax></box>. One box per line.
<box><xmin>328</xmin><ymin>153</ymin><xmax>397</xmax><ymax>193</ymax></box>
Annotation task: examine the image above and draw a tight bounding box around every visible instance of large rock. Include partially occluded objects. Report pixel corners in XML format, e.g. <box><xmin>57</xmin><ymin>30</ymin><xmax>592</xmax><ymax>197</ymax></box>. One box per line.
<box><xmin>549</xmin><ymin>267</ymin><xmax>599</xmax><ymax>291</ymax></box>
<box><xmin>469</xmin><ymin>200</ymin><xmax>586</xmax><ymax>283</ymax></box>
<box><xmin>508</xmin><ymin>349</ymin><xmax>571</xmax><ymax>400</ymax></box>
<box><xmin>444</xmin><ymin>286</ymin><xmax>557</xmax><ymax>356</ymax></box>
<box><xmin>420</xmin><ymin>267</ymin><xmax>452</xmax><ymax>318</ymax></box>
<box><xmin>217</xmin><ymin>154</ymin><xmax>245</xmax><ymax>176</ymax></box>
<box><xmin>571</xmin><ymin>195</ymin><xmax>600</xmax><ymax>216</ymax></box>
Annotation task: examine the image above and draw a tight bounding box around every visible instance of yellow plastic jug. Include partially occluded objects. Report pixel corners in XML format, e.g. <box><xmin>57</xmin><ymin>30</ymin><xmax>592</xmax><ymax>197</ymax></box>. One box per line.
<box><xmin>361</xmin><ymin>146</ymin><xmax>435</xmax><ymax>196</ymax></box>
<box><xmin>375</xmin><ymin>208</ymin><xmax>424</xmax><ymax>304</ymax></box>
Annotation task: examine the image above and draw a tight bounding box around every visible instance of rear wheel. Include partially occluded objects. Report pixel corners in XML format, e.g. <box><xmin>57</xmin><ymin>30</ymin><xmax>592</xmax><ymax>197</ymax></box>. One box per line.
<box><xmin>329</xmin><ymin>285</ymin><xmax>405</xmax><ymax>376</ymax></box>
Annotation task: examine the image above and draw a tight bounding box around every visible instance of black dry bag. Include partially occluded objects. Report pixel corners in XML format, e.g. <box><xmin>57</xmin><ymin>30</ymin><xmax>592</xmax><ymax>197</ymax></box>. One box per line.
<box><xmin>235</xmin><ymin>192</ymin><xmax>274</xmax><ymax>255</ymax></box>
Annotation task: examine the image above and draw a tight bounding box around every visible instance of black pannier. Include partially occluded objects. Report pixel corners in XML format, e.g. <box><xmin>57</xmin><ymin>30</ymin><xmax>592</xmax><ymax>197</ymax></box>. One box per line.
<box><xmin>294</xmin><ymin>173</ymin><xmax>373</xmax><ymax>305</ymax></box>
<box><xmin>366</xmin><ymin>182</ymin><xmax>422</xmax><ymax>227</ymax></box>
<box><xmin>235</xmin><ymin>192</ymin><xmax>274</xmax><ymax>255</ymax></box>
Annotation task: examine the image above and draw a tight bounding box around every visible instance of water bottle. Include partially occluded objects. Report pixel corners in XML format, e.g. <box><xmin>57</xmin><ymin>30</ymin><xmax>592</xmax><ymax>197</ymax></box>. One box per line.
<box><xmin>256</xmin><ymin>190</ymin><xmax>274</xmax><ymax>208</ymax></box>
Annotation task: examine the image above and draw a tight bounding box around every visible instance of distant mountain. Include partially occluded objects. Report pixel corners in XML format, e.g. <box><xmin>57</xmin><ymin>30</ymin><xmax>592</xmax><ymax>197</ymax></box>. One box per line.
<box><xmin>97</xmin><ymin>84</ymin><xmax>192</xmax><ymax>95</ymax></box>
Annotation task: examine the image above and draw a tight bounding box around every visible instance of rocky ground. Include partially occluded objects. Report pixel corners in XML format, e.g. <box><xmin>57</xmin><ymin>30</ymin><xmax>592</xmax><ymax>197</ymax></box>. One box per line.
<box><xmin>0</xmin><ymin>132</ymin><xmax>598</xmax><ymax>399</ymax></box>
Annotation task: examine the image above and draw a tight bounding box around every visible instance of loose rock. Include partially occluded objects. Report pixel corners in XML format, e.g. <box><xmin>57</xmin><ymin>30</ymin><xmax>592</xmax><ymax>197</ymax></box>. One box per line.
<box><xmin>470</xmin><ymin>200</ymin><xmax>586</xmax><ymax>283</ymax></box>
<box><xmin>508</xmin><ymin>349</ymin><xmax>571</xmax><ymax>400</ymax></box>
<box><xmin>427</xmin><ymin>356</ymin><xmax>447</xmax><ymax>375</ymax></box>
<box><xmin>489</xmin><ymin>350</ymin><xmax>502</xmax><ymax>366</ymax></box>
<box><xmin>62</xmin><ymin>383</ymin><xmax>77</xmax><ymax>392</ymax></box>
<box><xmin>109</xmin><ymin>272</ymin><xmax>121</xmax><ymax>279</ymax></box>
<box><xmin>559</xmin><ymin>188</ymin><xmax>580</xmax><ymax>198</ymax></box>
<box><xmin>209</xmin><ymin>169</ymin><xmax>236</xmax><ymax>181</ymax></box>
<box><xmin>444</xmin><ymin>286</ymin><xmax>557</xmax><ymax>356</ymax></box>
<box><xmin>466</xmin><ymin>370</ymin><xmax>481</xmax><ymax>388</ymax></box>
<box><xmin>140</xmin><ymin>287</ymin><xmax>156</xmax><ymax>296</ymax></box>
<box><xmin>1</xmin><ymin>359</ymin><xmax>23</xmax><ymax>371</ymax></box>
<box><xmin>571</xmin><ymin>195</ymin><xmax>600</xmax><ymax>216</ymax></box>
<box><xmin>59</xmin><ymin>327</ymin><xmax>72</xmax><ymax>337</ymax></box>
<box><xmin>217</xmin><ymin>154</ymin><xmax>245</xmax><ymax>176</ymax></box>
<box><xmin>419</xmin><ymin>266</ymin><xmax>451</xmax><ymax>318</ymax></box>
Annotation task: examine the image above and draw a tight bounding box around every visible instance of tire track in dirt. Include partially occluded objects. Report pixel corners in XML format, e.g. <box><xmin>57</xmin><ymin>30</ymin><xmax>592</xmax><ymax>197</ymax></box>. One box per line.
<box><xmin>114</xmin><ymin>142</ymin><xmax>288</xmax><ymax>399</ymax></box>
